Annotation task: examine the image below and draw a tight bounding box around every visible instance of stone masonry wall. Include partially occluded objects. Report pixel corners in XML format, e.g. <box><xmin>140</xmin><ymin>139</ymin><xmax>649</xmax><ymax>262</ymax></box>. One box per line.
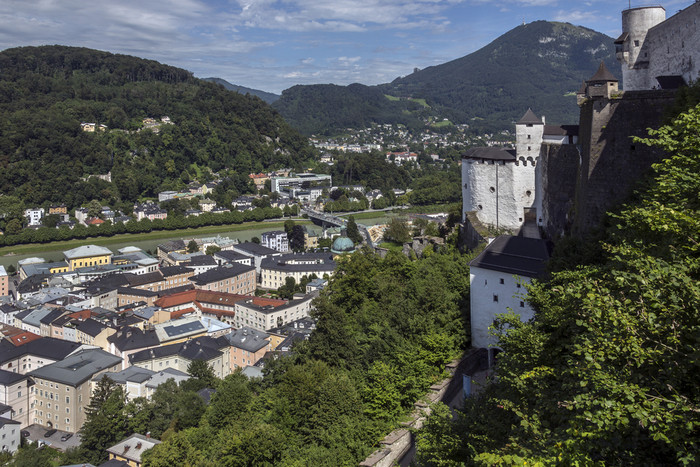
<box><xmin>572</xmin><ymin>90</ymin><xmax>676</xmax><ymax>236</ymax></box>
<box><xmin>539</xmin><ymin>143</ymin><xmax>579</xmax><ymax>240</ymax></box>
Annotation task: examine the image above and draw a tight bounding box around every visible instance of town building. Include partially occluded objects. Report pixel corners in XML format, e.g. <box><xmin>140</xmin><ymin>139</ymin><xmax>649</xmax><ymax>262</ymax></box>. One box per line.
<box><xmin>469</xmin><ymin>235</ymin><xmax>549</xmax><ymax>365</ymax></box>
<box><xmin>106</xmin><ymin>433</ymin><xmax>162</xmax><ymax>467</ymax></box>
<box><xmin>189</xmin><ymin>264</ymin><xmax>257</xmax><ymax>295</ymax></box>
<box><xmin>234</xmin><ymin>292</ymin><xmax>317</xmax><ymax>331</ymax></box>
<box><xmin>270</xmin><ymin>173</ymin><xmax>332</xmax><ymax>198</ymax></box>
<box><xmin>0</xmin><ymin>369</ymin><xmax>31</xmax><ymax>427</ymax></box>
<box><xmin>28</xmin><ymin>348</ymin><xmax>122</xmax><ymax>433</ymax></box>
<box><xmin>225</xmin><ymin>327</ymin><xmax>273</xmax><ymax>369</ymax></box>
<box><xmin>63</xmin><ymin>245</ymin><xmax>113</xmax><ymax>272</ymax></box>
<box><xmin>129</xmin><ymin>336</ymin><xmax>231</xmax><ymax>379</ymax></box>
<box><xmin>261</xmin><ymin>230</ymin><xmax>289</xmax><ymax>252</ymax></box>
<box><xmin>0</xmin><ymin>417</ymin><xmax>20</xmax><ymax>453</ymax></box>
<box><xmin>0</xmin><ymin>266</ymin><xmax>7</xmax><ymax>298</ymax></box>
<box><xmin>259</xmin><ymin>253</ymin><xmax>336</xmax><ymax>290</ymax></box>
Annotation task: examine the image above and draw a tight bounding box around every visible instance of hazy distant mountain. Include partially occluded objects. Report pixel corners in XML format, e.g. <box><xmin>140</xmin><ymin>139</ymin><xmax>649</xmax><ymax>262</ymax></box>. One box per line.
<box><xmin>274</xmin><ymin>21</ymin><xmax>618</xmax><ymax>135</ymax></box>
<box><xmin>204</xmin><ymin>77</ymin><xmax>280</xmax><ymax>104</ymax></box>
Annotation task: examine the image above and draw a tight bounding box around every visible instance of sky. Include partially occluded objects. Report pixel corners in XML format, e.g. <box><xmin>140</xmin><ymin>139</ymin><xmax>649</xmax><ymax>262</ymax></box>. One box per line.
<box><xmin>0</xmin><ymin>0</ymin><xmax>693</xmax><ymax>94</ymax></box>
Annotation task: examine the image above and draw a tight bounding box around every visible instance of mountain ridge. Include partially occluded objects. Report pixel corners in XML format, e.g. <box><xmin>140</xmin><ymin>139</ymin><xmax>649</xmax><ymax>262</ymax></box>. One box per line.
<box><xmin>273</xmin><ymin>21</ymin><xmax>619</xmax><ymax>135</ymax></box>
<box><xmin>203</xmin><ymin>77</ymin><xmax>280</xmax><ymax>104</ymax></box>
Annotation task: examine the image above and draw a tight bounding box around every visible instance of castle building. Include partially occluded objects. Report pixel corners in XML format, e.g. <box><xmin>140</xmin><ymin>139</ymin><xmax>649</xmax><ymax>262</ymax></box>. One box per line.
<box><xmin>616</xmin><ymin>2</ymin><xmax>700</xmax><ymax>91</ymax></box>
<box><xmin>462</xmin><ymin>109</ymin><xmax>577</xmax><ymax>233</ymax></box>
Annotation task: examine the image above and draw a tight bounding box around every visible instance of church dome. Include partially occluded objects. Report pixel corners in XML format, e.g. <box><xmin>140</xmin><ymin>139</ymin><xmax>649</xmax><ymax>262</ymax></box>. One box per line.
<box><xmin>331</xmin><ymin>236</ymin><xmax>355</xmax><ymax>254</ymax></box>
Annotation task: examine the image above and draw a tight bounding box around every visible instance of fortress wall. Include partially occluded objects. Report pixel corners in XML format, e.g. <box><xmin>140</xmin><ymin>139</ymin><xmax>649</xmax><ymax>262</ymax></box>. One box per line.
<box><xmin>645</xmin><ymin>2</ymin><xmax>700</xmax><ymax>88</ymax></box>
<box><xmin>573</xmin><ymin>90</ymin><xmax>675</xmax><ymax>235</ymax></box>
<box><xmin>539</xmin><ymin>143</ymin><xmax>579</xmax><ymax>240</ymax></box>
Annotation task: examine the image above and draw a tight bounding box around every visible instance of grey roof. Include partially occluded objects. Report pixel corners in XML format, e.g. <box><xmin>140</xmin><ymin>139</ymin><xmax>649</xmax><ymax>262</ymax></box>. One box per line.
<box><xmin>260</xmin><ymin>253</ymin><xmax>336</xmax><ymax>273</ymax></box>
<box><xmin>516</xmin><ymin>108</ymin><xmax>543</xmax><ymax>125</ymax></box>
<box><xmin>160</xmin><ymin>265</ymin><xmax>191</xmax><ymax>277</ymax></box>
<box><xmin>63</xmin><ymin>245</ymin><xmax>113</xmax><ymax>260</ymax></box>
<box><xmin>184</xmin><ymin>255</ymin><xmax>217</xmax><ymax>266</ymax></box>
<box><xmin>543</xmin><ymin>124</ymin><xmax>579</xmax><ymax>136</ymax></box>
<box><xmin>159</xmin><ymin>318</ymin><xmax>205</xmax><ymax>339</ymax></box>
<box><xmin>21</xmin><ymin>307</ymin><xmax>54</xmax><ymax>328</ymax></box>
<box><xmin>94</xmin><ymin>366</ymin><xmax>155</xmax><ymax>384</ymax></box>
<box><xmin>462</xmin><ymin>147</ymin><xmax>517</xmax><ymax>161</ymax></box>
<box><xmin>232</xmin><ymin>242</ymin><xmax>278</xmax><ymax>257</ymax></box>
<box><xmin>0</xmin><ymin>368</ymin><xmax>29</xmax><ymax>385</ymax></box>
<box><xmin>469</xmin><ymin>235</ymin><xmax>549</xmax><ymax>277</ymax></box>
<box><xmin>0</xmin><ymin>416</ymin><xmax>20</xmax><ymax>428</ymax></box>
<box><xmin>129</xmin><ymin>336</ymin><xmax>226</xmax><ymax>364</ymax></box>
<box><xmin>158</xmin><ymin>239</ymin><xmax>186</xmax><ymax>253</ymax></box>
<box><xmin>589</xmin><ymin>61</ymin><xmax>618</xmax><ymax>82</ymax></box>
<box><xmin>0</xmin><ymin>337</ymin><xmax>82</xmax><ymax>365</ymax></box>
<box><xmin>213</xmin><ymin>250</ymin><xmax>251</xmax><ymax>263</ymax></box>
<box><xmin>76</xmin><ymin>318</ymin><xmax>108</xmax><ymax>337</ymax></box>
<box><xmin>106</xmin><ymin>433</ymin><xmax>161</xmax><ymax>463</ymax></box>
<box><xmin>39</xmin><ymin>308</ymin><xmax>67</xmax><ymax>325</ymax></box>
<box><xmin>145</xmin><ymin>368</ymin><xmax>190</xmax><ymax>388</ymax></box>
<box><xmin>118</xmin><ymin>287</ymin><xmax>159</xmax><ymax>298</ymax></box>
<box><xmin>197</xmin><ymin>387</ymin><xmax>216</xmax><ymax>404</ymax></box>
<box><xmin>225</xmin><ymin>326</ymin><xmax>269</xmax><ymax>353</ymax></box>
<box><xmin>28</xmin><ymin>348</ymin><xmax>122</xmax><ymax>387</ymax></box>
<box><xmin>125</xmin><ymin>271</ymin><xmax>163</xmax><ymax>287</ymax></box>
<box><xmin>107</xmin><ymin>327</ymin><xmax>159</xmax><ymax>352</ymax></box>
<box><xmin>189</xmin><ymin>264</ymin><xmax>255</xmax><ymax>285</ymax></box>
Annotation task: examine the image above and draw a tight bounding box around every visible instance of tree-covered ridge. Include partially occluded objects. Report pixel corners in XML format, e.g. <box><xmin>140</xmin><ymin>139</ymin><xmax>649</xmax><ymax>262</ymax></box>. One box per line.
<box><xmin>0</xmin><ymin>45</ymin><xmax>314</xmax><ymax>209</ymax></box>
<box><xmin>139</xmin><ymin>246</ymin><xmax>472</xmax><ymax>466</ymax></box>
<box><xmin>272</xmin><ymin>21</ymin><xmax>617</xmax><ymax>136</ymax></box>
<box><xmin>416</xmin><ymin>105</ymin><xmax>700</xmax><ymax>465</ymax></box>
<box><xmin>272</xmin><ymin>83</ymin><xmax>428</xmax><ymax>135</ymax></box>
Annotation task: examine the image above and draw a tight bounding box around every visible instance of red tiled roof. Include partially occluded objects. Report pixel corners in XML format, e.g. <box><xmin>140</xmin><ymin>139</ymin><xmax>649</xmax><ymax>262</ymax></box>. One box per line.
<box><xmin>9</xmin><ymin>331</ymin><xmax>41</xmax><ymax>346</ymax></box>
<box><xmin>169</xmin><ymin>307</ymin><xmax>196</xmax><ymax>319</ymax></box>
<box><xmin>155</xmin><ymin>289</ymin><xmax>250</xmax><ymax>309</ymax></box>
<box><xmin>67</xmin><ymin>308</ymin><xmax>94</xmax><ymax>321</ymax></box>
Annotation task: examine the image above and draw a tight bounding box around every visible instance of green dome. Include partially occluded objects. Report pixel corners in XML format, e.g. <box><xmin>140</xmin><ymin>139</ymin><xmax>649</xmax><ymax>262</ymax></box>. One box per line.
<box><xmin>331</xmin><ymin>236</ymin><xmax>355</xmax><ymax>254</ymax></box>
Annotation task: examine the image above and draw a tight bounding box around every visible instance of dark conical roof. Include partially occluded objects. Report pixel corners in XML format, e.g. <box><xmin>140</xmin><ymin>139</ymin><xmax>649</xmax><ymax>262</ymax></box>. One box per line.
<box><xmin>589</xmin><ymin>61</ymin><xmax>618</xmax><ymax>82</ymax></box>
<box><xmin>516</xmin><ymin>108</ymin><xmax>543</xmax><ymax>125</ymax></box>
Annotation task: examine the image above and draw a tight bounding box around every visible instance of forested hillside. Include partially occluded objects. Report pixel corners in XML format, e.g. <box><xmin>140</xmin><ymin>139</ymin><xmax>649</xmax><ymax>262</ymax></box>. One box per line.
<box><xmin>0</xmin><ymin>46</ymin><xmax>314</xmax><ymax>210</ymax></box>
<box><xmin>273</xmin><ymin>83</ymin><xmax>427</xmax><ymax>135</ymax></box>
<box><xmin>273</xmin><ymin>21</ymin><xmax>616</xmax><ymax>135</ymax></box>
<box><xmin>203</xmin><ymin>77</ymin><xmax>280</xmax><ymax>104</ymax></box>
<box><xmin>416</xmin><ymin>103</ymin><xmax>700</xmax><ymax>465</ymax></box>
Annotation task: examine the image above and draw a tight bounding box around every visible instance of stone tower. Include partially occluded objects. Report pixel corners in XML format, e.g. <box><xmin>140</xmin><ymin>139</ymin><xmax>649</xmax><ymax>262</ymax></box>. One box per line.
<box><xmin>586</xmin><ymin>62</ymin><xmax>619</xmax><ymax>99</ymax></box>
<box><xmin>615</xmin><ymin>6</ymin><xmax>666</xmax><ymax>90</ymax></box>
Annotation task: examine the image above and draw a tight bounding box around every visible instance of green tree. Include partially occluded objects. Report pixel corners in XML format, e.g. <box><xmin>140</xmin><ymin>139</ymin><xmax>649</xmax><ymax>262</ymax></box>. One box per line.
<box><xmin>5</xmin><ymin>218</ymin><xmax>23</xmax><ymax>235</ymax></box>
<box><xmin>284</xmin><ymin>218</ymin><xmax>295</xmax><ymax>235</ymax></box>
<box><xmin>346</xmin><ymin>215</ymin><xmax>363</xmax><ymax>244</ymax></box>
<box><xmin>186</xmin><ymin>239</ymin><xmax>199</xmax><ymax>253</ymax></box>
<box><xmin>184</xmin><ymin>359</ymin><xmax>218</xmax><ymax>392</ymax></box>
<box><xmin>205</xmin><ymin>372</ymin><xmax>251</xmax><ymax>429</ymax></box>
<box><xmin>205</xmin><ymin>245</ymin><xmax>221</xmax><ymax>256</ymax></box>
<box><xmin>86</xmin><ymin>199</ymin><xmax>102</xmax><ymax>218</ymax></box>
<box><xmin>289</xmin><ymin>224</ymin><xmax>306</xmax><ymax>252</ymax></box>
<box><xmin>383</xmin><ymin>217</ymin><xmax>411</xmax><ymax>243</ymax></box>
<box><xmin>79</xmin><ymin>376</ymin><xmax>129</xmax><ymax>465</ymax></box>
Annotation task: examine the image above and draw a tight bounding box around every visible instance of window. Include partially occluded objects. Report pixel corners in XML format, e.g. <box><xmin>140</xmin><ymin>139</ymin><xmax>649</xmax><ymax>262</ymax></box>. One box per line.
<box><xmin>527</xmin><ymin>134</ymin><xmax>531</xmax><ymax>139</ymax></box>
<box><xmin>634</xmin><ymin>39</ymin><xmax>639</xmax><ymax>47</ymax></box>
<box><xmin>520</xmin><ymin>301</ymin><xmax>525</xmax><ymax>308</ymax></box>
<box><xmin>499</xmin><ymin>278</ymin><xmax>504</xmax><ymax>285</ymax></box>
<box><xmin>493</xmin><ymin>295</ymin><xmax>499</xmax><ymax>302</ymax></box>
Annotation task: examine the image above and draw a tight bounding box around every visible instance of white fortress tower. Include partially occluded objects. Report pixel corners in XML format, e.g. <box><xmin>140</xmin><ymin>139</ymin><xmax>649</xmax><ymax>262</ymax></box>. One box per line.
<box><xmin>461</xmin><ymin>109</ymin><xmax>543</xmax><ymax>232</ymax></box>
<box><xmin>616</xmin><ymin>6</ymin><xmax>666</xmax><ymax>90</ymax></box>
<box><xmin>616</xmin><ymin>2</ymin><xmax>700</xmax><ymax>91</ymax></box>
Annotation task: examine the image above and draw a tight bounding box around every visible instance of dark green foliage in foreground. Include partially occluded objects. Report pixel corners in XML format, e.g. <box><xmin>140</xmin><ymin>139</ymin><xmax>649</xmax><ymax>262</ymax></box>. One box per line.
<box><xmin>0</xmin><ymin>45</ymin><xmax>314</xmax><ymax>209</ymax></box>
<box><xmin>143</xmin><ymin>246</ymin><xmax>472</xmax><ymax>466</ymax></box>
<box><xmin>416</xmin><ymin>105</ymin><xmax>700</xmax><ymax>465</ymax></box>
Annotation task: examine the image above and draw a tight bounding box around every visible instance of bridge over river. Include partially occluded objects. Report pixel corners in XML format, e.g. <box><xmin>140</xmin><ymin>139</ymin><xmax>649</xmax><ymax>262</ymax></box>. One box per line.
<box><xmin>302</xmin><ymin>208</ymin><xmax>377</xmax><ymax>248</ymax></box>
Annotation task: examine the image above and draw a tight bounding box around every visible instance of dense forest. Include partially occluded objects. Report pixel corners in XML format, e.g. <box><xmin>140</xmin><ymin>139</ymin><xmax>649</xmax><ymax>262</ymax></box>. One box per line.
<box><xmin>0</xmin><ymin>46</ymin><xmax>314</xmax><ymax>211</ymax></box>
<box><xmin>416</xmin><ymin>104</ymin><xmax>700</xmax><ymax>464</ymax></box>
<box><xmin>273</xmin><ymin>21</ymin><xmax>617</xmax><ymax>136</ymax></box>
<box><xmin>273</xmin><ymin>83</ymin><xmax>428</xmax><ymax>136</ymax></box>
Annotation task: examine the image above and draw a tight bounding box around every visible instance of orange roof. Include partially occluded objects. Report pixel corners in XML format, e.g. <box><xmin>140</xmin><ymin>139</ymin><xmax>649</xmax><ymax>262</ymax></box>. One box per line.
<box><xmin>169</xmin><ymin>307</ymin><xmax>196</xmax><ymax>319</ymax></box>
<box><xmin>248</xmin><ymin>173</ymin><xmax>268</xmax><ymax>179</ymax></box>
<box><xmin>155</xmin><ymin>289</ymin><xmax>250</xmax><ymax>309</ymax></box>
<box><xmin>249</xmin><ymin>297</ymin><xmax>286</xmax><ymax>307</ymax></box>
<box><xmin>67</xmin><ymin>309</ymin><xmax>93</xmax><ymax>321</ymax></box>
<box><xmin>199</xmin><ymin>306</ymin><xmax>236</xmax><ymax>318</ymax></box>
<box><xmin>9</xmin><ymin>331</ymin><xmax>41</xmax><ymax>346</ymax></box>
<box><xmin>87</xmin><ymin>217</ymin><xmax>105</xmax><ymax>225</ymax></box>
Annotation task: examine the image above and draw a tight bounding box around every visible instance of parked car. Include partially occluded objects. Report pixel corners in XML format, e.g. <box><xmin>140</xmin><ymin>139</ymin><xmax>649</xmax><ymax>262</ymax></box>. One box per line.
<box><xmin>44</xmin><ymin>429</ymin><xmax>57</xmax><ymax>438</ymax></box>
<box><xmin>60</xmin><ymin>433</ymin><xmax>73</xmax><ymax>442</ymax></box>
